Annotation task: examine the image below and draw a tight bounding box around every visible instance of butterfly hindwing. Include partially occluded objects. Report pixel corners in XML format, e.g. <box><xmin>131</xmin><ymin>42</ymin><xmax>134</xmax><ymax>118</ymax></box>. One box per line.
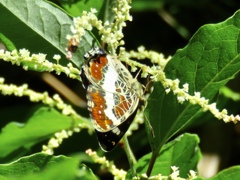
<box><xmin>95</xmin><ymin>108</ymin><xmax>137</xmax><ymax>151</ymax></box>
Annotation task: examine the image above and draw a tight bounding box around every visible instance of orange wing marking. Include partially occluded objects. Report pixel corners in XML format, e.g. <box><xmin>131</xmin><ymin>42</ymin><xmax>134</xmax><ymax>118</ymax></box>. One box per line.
<box><xmin>88</xmin><ymin>89</ymin><xmax>113</xmax><ymax>130</ymax></box>
<box><xmin>90</xmin><ymin>56</ymin><xmax>108</xmax><ymax>81</ymax></box>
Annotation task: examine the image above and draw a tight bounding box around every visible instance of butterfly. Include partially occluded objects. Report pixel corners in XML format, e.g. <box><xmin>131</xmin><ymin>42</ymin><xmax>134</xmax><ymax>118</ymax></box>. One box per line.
<box><xmin>80</xmin><ymin>47</ymin><xmax>142</xmax><ymax>151</ymax></box>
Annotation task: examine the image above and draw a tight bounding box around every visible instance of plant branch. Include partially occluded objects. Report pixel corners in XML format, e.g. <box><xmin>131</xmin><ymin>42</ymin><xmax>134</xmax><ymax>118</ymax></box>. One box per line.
<box><xmin>122</xmin><ymin>135</ymin><xmax>137</xmax><ymax>177</ymax></box>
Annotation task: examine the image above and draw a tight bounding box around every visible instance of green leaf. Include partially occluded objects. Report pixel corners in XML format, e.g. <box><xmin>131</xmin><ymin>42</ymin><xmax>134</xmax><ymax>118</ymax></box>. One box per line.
<box><xmin>0</xmin><ymin>106</ymin><xmax>92</xmax><ymax>161</ymax></box>
<box><xmin>209</xmin><ymin>166</ymin><xmax>240</xmax><ymax>180</ymax></box>
<box><xmin>0</xmin><ymin>152</ymin><xmax>97</xmax><ymax>180</ymax></box>
<box><xmin>127</xmin><ymin>133</ymin><xmax>201</xmax><ymax>178</ymax></box>
<box><xmin>58</xmin><ymin>0</ymin><xmax>105</xmax><ymax>17</ymax></box>
<box><xmin>145</xmin><ymin>9</ymin><xmax>240</xmax><ymax>156</ymax></box>
<box><xmin>101</xmin><ymin>0</ymin><xmax>118</xmax><ymax>23</ymax></box>
<box><xmin>0</xmin><ymin>0</ymin><xmax>97</xmax><ymax>68</ymax></box>
<box><xmin>0</xmin><ymin>153</ymin><xmax>76</xmax><ymax>177</ymax></box>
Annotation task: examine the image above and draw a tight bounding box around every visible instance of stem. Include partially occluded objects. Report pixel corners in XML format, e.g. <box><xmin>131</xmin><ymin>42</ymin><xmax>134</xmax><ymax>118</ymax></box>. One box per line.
<box><xmin>146</xmin><ymin>152</ymin><xmax>158</xmax><ymax>177</ymax></box>
<box><xmin>122</xmin><ymin>135</ymin><xmax>137</xmax><ymax>176</ymax></box>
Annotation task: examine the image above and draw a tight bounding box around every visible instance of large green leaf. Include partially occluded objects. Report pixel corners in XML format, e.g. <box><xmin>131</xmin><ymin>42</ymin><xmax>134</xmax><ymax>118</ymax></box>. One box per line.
<box><xmin>0</xmin><ymin>106</ymin><xmax>92</xmax><ymax>161</ymax></box>
<box><xmin>209</xmin><ymin>166</ymin><xmax>240</xmax><ymax>180</ymax></box>
<box><xmin>127</xmin><ymin>133</ymin><xmax>201</xmax><ymax>178</ymax></box>
<box><xmin>0</xmin><ymin>152</ymin><xmax>97</xmax><ymax>180</ymax></box>
<box><xmin>0</xmin><ymin>0</ymin><xmax>97</xmax><ymax>68</ymax></box>
<box><xmin>145</xmin><ymin>9</ymin><xmax>240</xmax><ymax>157</ymax></box>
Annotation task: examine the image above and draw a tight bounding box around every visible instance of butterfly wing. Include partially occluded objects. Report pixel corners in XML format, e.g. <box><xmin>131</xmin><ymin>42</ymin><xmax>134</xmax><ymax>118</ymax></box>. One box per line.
<box><xmin>95</xmin><ymin>108</ymin><xmax>137</xmax><ymax>151</ymax></box>
<box><xmin>86</xmin><ymin>84</ymin><xmax>139</xmax><ymax>132</ymax></box>
<box><xmin>85</xmin><ymin>84</ymin><xmax>139</xmax><ymax>151</ymax></box>
<box><xmin>81</xmin><ymin>47</ymin><xmax>142</xmax><ymax>151</ymax></box>
<box><xmin>82</xmin><ymin>52</ymin><xmax>141</xmax><ymax>131</ymax></box>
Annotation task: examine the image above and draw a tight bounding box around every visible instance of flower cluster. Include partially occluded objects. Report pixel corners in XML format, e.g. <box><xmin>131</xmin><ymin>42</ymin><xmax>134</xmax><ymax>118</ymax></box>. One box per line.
<box><xmin>86</xmin><ymin>149</ymin><xmax>127</xmax><ymax>180</ymax></box>
<box><xmin>121</xmin><ymin>46</ymin><xmax>171</xmax><ymax>71</ymax></box>
<box><xmin>164</xmin><ymin>79</ymin><xmax>240</xmax><ymax>123</ymax></box>
<box><xmin>188</xmin><ymin>170</ymin><xmax>197</xmax><ymax>180</ymax></box>
<box><xmin>68</xmin><ymin>0</ymin><xmax>132</xmax><ymax>54</ymax></box>
<box><xmin>67</xmin><ymin>8</ymin><xmax>100</xmax><ymax>45</ymax></box>
<box><xmin>86</xmin><ymin>147</ymin><xmax>197</xmax><ymax>180</ymax></box>
<box><xmin>0</xmin><ymin>49</ymin><xmax>80</xmax><ymax>79</ymax></box>
<box><xmin>42</xmin><ymin>130</ymin><xmax>74</xmax><ymax>155</ymax></box>
<box><xmin>170</xmin><ymin>166</ymin><xmax>180</xmax><ymax>179</ymax></box>
<box><xmin>170</xmin><ymin>166</ymin><xmax>197</xmax><ymax>180</ymax></box>
<box><xmin>42</xmin><ymin>126</ymin><xmax>91</xmax><ymax>155</ymax></box>
<box><xmin>119</xmin><ymin>47</ymin><xmax>170</xmax><ymax>79</ymax></box>
<box><xmin>0</xmin><ymin>78</ymin><xmax>81</xmax><ymax>118</ymax></box>
<box><xmin>132</xmin><ymin>166</ymin><xmax>196</xmax><ymax>180</ymax></box>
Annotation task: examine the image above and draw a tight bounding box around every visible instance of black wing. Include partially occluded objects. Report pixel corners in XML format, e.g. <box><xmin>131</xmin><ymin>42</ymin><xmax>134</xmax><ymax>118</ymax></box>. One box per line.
<box><xmin>95</xmin><ymin>108</ymin><xmax>138</xmax><ymax>152</ymax></box>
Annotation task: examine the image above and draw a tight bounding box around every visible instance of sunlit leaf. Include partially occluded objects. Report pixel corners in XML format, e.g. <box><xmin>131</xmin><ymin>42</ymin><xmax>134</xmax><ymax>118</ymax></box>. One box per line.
<box><xmin>145</xmin><ymin>10</ymin><xmax>240</xmax><ymax>156</ymax></box>
<box><xmin>0</xmin><ymin>152</ymin><xmax>97</xmax><ymax>179</ymax></box>
<box><xmin>209</xmin><ymin>166</ymin><xmax>240</xmax><ymax>180</ymax></box>
<box><xmin>127</xmin><ymin>133</ymin><xmax>201</xmax><ymax>178</ymax></box>
<box><xmin>0</xmin><ymin>0</ymin><xmax>97</xmax><ymax>68</ymax></box>
<box><xmin>0</xmin><ymin>106</ymin><xmax>91</xmax><ymax>161</ymax></box>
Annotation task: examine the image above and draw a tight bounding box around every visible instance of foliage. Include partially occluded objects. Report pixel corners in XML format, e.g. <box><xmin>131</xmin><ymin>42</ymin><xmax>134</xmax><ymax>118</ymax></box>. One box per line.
<box><xmin>0</xmin><ymin>0</ymin><xmax>240</xmax><ymax>179</ymax></box>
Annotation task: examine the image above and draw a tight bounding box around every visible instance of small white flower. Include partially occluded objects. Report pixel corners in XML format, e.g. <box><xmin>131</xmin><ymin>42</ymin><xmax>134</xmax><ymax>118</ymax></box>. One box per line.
<box><xmin>177</xmin><ymin>96</ymin><xmax>186</xmax><ymax>104</ymax></box>
<box><xmin>73</xmin><ymin>127</ymin><xmax>81</xmax><ymax>133</ymax></box>
<box><xmin>23</xmin><ymin>65</ymin><xmax>28</xmax><ymax>71</ymax></box>
<box><xmin>188</xmin><ymin>170</ymin><xmax>197</xmax><ymax>179</ymax></box>
<box><xmin>53</xmin><ymin>54</ymin><xmax>61</xmax><ymax>61</ymax></box>
<box><xmin>165</xmin><ymin>88</ymin><xmax>171</xmax><ymax>94</ymax></box>
<box><xmin>0</xmin><ymin>78</ymin><xmax>5</xmax><ymax>84</ymax></box>
<box><xmin>170</xmin><ymin>166</ymin><xmax>179</xmax><ymax>179</ymax></box>
<box><xmin>90</xmin><ymin>8</ymin><xmax>97</xmax><ymax>13</ymax></box>
<box><xmin>49</xmin><ymin>138</ymin><xmax>59</xmax><ymax>148</ymax></box>
<box><xmin>19</xmin><ymin>49</ymin><xmax>30</xmax><ymax>57</ymax></box>
<box><xmin>67</xmin><ymin>130</ymin><xmax>74</xmax><ymax>136</ymax></box>
<box><xmin>183</xmin><ymin>83</ymin><xmax>189</xmax><ymax>92</ymax></box>
<box><xmin>86</xmin><ymin>149</ymin><xmax>127</xmax><ymax>179</ymax></box>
